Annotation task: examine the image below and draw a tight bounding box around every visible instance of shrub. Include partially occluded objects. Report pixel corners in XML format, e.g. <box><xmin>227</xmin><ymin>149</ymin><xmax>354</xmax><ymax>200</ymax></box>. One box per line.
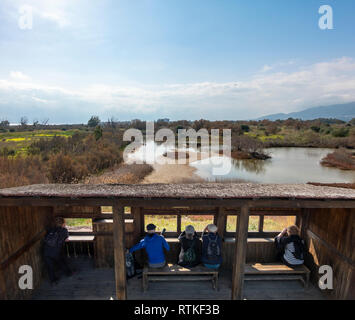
<box><xmin>47</xmin><ymin>153</ymin><xmax>88</xmax><ymax>183</ymax></box>
<box><xmin>332</xmin><ymin>127</ymin><xmax>349</xmax><ymax>138</ymax></box>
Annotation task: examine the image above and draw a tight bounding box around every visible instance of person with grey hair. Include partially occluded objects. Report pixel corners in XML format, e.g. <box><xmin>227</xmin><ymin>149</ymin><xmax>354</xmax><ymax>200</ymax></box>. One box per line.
<box><xmin>201</xmin><ymin>224</ymin><xmax>222</xmax><ymax>269</ymax></box>
<box><xmin>177</xmin><ymin>225</ymin><xmax>201</xmax><ymax>268</ymax></box>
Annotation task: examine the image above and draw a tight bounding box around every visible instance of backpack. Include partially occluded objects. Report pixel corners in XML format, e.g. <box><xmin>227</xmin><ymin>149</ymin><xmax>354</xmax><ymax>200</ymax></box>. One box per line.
<box><xmin>44</xmin><ymin>228</ymin><xmax>61</xmax><ymax>248</ymax></box>
<box><xmin>183</xmin><ymin>246</ymin><xmax>196</xmax><ymax>263</ymax></box>
<box><xmin>125</xmin><ymin>252</ymin><xmax>135</xmax><ymax>278</ymax></box>
<box><xmin>207</xmin><ymin>235</ymin><xmax>220</xmax><ymax>258</ymax></box>
<box><xmin>292</xmin><ymin>238</ymin><xmax>306</xmax><ymax>260</ymax></box>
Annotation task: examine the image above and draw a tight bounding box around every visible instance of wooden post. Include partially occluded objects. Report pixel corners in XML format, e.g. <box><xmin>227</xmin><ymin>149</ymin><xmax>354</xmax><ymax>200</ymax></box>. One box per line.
<box><xmin>131</xmin><ymin>207</ymin><xmax>142</xmax><ymax>243</ymax></box>
<box><xmin>113</xmin><ymin>204</ymin><xmax>127</xmax><ymax>300</ymax></box>
<box><xmin>216</xmin><ymin>207</ymin><xmax>227</xmax><ymax>240</ymax></box>
<box><xmin>231</xmin><ymin>205</ymin><xmax>249</xmax><ymax>300</ymax></box>
<box><xmin>299</xmin><ymin>208</ymin><xmax>310</xmax><ymax>239</ymax></box>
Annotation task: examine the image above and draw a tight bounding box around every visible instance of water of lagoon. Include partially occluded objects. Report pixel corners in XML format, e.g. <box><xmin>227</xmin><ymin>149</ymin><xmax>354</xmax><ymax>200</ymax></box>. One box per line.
<box><xmin>128</xmin><ymin>142</ymin><xmax>355</xmax><ymax>183</ymax></box>
<box><xmin>189</xmin><ymin>147</ymin><xmax>355</xmax><ymax>183</ymax></box>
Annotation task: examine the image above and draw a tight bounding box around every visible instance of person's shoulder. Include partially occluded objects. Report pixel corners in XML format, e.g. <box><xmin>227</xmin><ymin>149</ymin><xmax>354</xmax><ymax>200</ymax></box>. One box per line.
<box><xmin>60</xmin><ymin>227</ymin><xmax>69</xmax><ymax>234</ymax></box>
<box><xmin>178</xmin><ymin>232</ymin><xmax>186</xmax><ymax>240</ymax></box>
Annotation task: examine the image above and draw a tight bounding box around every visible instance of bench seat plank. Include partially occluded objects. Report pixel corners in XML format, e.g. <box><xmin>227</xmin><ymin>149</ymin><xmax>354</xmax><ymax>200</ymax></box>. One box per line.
<box><xmin>149</xmin><ymin>276</ymin><xmax>214</xmax><ymax>281</ymax></box>
<box><xmin>146</xmin><ymin>264</ymin><xmax>218</xmax><ymax>275</ymax></box>
<box><xmin>245</xmin><ymin>263</ymin><xmax>310</xmax><ymax>275</ymax></box>
<box><xmin>142</xmin><ymin>264</ymin><xmax>219</xmax><ymax>291</ymax></box>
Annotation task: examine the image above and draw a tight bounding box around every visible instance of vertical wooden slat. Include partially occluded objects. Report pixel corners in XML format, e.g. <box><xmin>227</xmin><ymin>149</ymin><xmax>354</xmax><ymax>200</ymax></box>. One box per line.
<box><xmin>300</xmin><ymin>208</ymin><xmax>310</xmax><ymax>239</ymax></box>
<box><xmin>177</xmin><ymin>214</ymin><xmax>182</xmax><ymax>234</ymax></box>
<box><xmin>216</xmin><ymin>207</ymin><xmax>227</xmax><ymax>239</ymax></box>
<box><xmin>258</xmin><ymin>215</ymin><xmax>264</xmax><ymax>233</ymax></box>
<box><xmin>231</xmin><ymin>205</ymin><xmax>249</xmax><ymax>300</ymax></box>
<box><xmin>113</xmin><ymin>204</ymin><xmax>127</xmax><ymax>300</ymax></box>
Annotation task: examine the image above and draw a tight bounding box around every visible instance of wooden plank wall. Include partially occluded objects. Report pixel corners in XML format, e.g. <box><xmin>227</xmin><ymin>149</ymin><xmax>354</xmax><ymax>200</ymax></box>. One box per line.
<box><xmin>93</xmin><ymin>219</ymin><xmax>135</xmax><ymax>268</ymax></box>
<box><xmin>93</xmin><ymin>226</ymin><xmax>277</xmax><ymax>269</ymax></box>
<box><xmin>0</xmin><ymin>206</ymin><xmax>54</xmax><ymax>300</ymax></box>
<box><xmin>304</xmin><ymin>208</ymin><xmax>355</xmax><ymax>300</ymax></box>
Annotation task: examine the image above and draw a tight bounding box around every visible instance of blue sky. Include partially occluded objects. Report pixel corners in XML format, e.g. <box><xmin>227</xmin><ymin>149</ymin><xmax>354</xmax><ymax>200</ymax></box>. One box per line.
<box><xmin>0</xmin><ymin>0</ymin><xmax>355</xmax><ymax>123</ymax></box>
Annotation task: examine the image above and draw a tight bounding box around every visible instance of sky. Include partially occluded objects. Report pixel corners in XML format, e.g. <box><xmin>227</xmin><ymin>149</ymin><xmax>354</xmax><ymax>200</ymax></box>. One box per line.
<box><xmin>0</xmin><ymin>0</ymin><xmax>355</xmax><ymax>123</ymax></box>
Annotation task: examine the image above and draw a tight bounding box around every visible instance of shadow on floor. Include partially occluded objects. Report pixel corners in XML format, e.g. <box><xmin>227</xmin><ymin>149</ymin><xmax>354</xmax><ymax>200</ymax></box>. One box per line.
<box><xmin>32</xmin><ymin>257</ymin><xmax>325</xmax><ymax>300</ymax></box>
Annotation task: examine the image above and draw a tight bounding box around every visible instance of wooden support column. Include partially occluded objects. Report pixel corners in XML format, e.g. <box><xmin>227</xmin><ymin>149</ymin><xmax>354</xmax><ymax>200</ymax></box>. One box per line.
<box><xmin>113</xmin><ymin>204</ymin><xmax>127</xmax><ymax>300</ymax></box>
<box><xmin>231</xmin><ymin>205</ymin><xmax>249</xmax><ymax>300</ymax></box>
<box><xmin>299</xmin><ymin>208</ymin><xmax>310</xmax><ymax>239</ymax></box>
<box><xmin>216</xmin><ymin>207</ymin><xmax>227</xmax><ymax>239</ymax></box>
<box><xmin>131</xmin><ymin>207</ymin><xmax>142</xmax><ymax>243</ymax></box>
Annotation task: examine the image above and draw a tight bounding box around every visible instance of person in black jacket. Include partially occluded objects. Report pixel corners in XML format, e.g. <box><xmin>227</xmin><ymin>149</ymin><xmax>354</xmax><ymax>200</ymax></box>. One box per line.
<box><xmin>274</xmin><ymin>225</ymin><xmax>307</xmax><ymax>267</ymax></box>
<box><xmin>177</xmin><ymin>225</ymin><xmax>201</xmax><ymax>268</ymax></box>
<box><xmin>43</xmin><ymin>217</ymin><xmax>73</xmax><ymax>285</ymax></box>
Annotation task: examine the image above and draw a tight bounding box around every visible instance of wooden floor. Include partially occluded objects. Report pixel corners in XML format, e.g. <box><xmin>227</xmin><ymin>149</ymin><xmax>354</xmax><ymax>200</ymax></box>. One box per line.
<box><xmin>32</xmin><ymin>257</ymin><xmax>326</xmax><ymax>300</ymax></box>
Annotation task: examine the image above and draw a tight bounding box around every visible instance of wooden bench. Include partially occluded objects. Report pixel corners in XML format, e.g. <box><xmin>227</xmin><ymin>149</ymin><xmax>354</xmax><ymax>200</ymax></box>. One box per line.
<box><xmin>244</xmin><ymin>263</ymin><xmax>310</xmax><ymax>288</ymax></box>
<box><xmin>142</xmin><ymin>264</ymin><xmax>219</xmax><ymax>291</ymax></box>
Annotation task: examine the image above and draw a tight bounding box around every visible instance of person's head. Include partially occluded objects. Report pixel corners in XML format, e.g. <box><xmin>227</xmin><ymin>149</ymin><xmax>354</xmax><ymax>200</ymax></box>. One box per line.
<box><xmin>55</xmin><ymin>216</ymin><xmax>65</xmax><ymax>228</ymax></box>
<box><xmin>207</xmin><ymin>224</ymin><xmax>218</xmax><ymax>234</ymax></box>
<box><xmin>185</xmin><ymin>225</ymin><xmax>195</xmax><ymax>239</ymax></box>
<box><xmin>146</xmin><ymin>223</ymin><xmax>156</xmax><ymax>237</ymax></box>
<box><xmin>287</xmin><ymin>225</ymin><xmax>300</xmax><ymax>236</ymax></box>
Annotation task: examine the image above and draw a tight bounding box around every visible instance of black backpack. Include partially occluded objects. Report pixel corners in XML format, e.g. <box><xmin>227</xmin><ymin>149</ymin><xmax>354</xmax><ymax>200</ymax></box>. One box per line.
<box><xmin>183</xmin><ymin>241</ymin><xmax>197</xmax><ymax>263</ymax></box>
<box><xmin>292</xmin><ymin>238</ymin><xmax>306</xmax><ymax>260</ymax></box>
<box><xmin>207</xmin><ymin>235</ymin><xmax>220</xmax><ymax>258</ymax></box>
<box><xmin>44</xmin><ymin>228</ymin><xmax>61</xmax><ymax>248</ymax></box>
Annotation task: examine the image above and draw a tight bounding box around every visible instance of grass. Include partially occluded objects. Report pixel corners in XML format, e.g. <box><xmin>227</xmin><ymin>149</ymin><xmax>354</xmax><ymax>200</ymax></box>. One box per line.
<box><xmin>0</xmin><ymin>129</ymin><xmax>83</xmax><ymax>155</ymax></box>
<box><xmin>67</xmin><ymin>212</ymin><xmax>296</xmax><ymax>234</ymax></box>
<box><xmin>144</xmin><ymin>215</ymin><xmax>178</xmax><ymax>232</ymax></box>
<box><xmin>100</xmin><ymin>206</ymin><xmax>131</xmax><ymax>214</ymax></box>
<box><xmin>65</xmin><ymin>218</ymin><xmax>92</xmax><ymax>229</ymax></box>
<box><xmin>226</xmin><ymin>215</ymin><xmax>295</xmax><ymax>233</ymax></box>
<box><xmin>181</xmin><ymin>215</ymin><xmax>214</xmax><ymax>231</ymax></box>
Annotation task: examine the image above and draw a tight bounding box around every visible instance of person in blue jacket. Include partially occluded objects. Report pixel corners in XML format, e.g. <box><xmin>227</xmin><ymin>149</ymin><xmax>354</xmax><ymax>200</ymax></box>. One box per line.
<box><xmin>129</xmin><ymin>223</ymin><xmax>170</xmax><ymax>268</ymax></box>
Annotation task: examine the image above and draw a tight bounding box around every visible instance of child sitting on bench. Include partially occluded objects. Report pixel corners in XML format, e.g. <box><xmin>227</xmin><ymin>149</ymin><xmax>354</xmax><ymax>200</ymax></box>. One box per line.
<box><xmin>275</xmin><ymin>225</ymin><xmax>307</xmax><ymax>267</ymax></box>
<box><xmin>129</xmin><ymin>223</ymin><xmax>170</xmax><ymax>268</ymax></box>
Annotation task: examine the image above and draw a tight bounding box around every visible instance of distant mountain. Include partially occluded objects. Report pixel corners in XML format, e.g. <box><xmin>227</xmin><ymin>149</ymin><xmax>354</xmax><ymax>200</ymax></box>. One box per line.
<box><xmin>256</xmin><ymin>102</ymin><xmax>355</xmax><ymax>121</ymax></box>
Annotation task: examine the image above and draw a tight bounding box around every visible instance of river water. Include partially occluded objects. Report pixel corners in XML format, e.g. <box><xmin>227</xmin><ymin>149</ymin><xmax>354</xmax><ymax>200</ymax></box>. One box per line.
<box><xmin>190</xmin><ymin>147</ymin><xmax>355</xmax><ymax>183</ymax></box>
<box><xmin>128</xmin><ymin>143</ymin><xmax>355</xmax><ymax>183</ymax></box>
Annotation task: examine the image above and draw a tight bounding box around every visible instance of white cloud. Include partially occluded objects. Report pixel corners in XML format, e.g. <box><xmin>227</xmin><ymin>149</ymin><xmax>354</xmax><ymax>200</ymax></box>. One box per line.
<box><xmin>37</xmin><ymin>8</ymin><xmax>70</xmax><ymax>28</ymax></box>
<box><xmin>9</xmin><ymin>71</ymin><xmax>31</xmax><ymax>81</ymax></box>
<box><xmin>1</xmin><ymin>57</ymin><xmax>355</xmax><ymax>121</ymax></box>
<box><xmin>261</xmin><ymin>65</ymin><xmax>272</xmax><ymax>72</ymax></box>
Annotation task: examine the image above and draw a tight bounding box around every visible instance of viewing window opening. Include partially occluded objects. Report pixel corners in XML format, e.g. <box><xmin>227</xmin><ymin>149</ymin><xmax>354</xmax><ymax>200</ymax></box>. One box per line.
<box><xmin>144</xmin><ymin>215</ymin><xmax>177</xmax><ymax>232</ymax></box>
<box><xmin>263</xmin><ymin>216</ymin><xmax>296</xmax><ymax>232</ymax></box>
<box><xmin>181</xmin><ymin>215</ymin><xmax>214</xmax><ymax>232</ymax></box>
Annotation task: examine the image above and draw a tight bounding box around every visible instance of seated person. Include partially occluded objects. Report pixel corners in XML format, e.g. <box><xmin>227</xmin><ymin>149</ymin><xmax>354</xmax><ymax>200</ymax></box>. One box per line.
<box><xmin>177</xmin><ymin>225</ymin><xmax>201</xmax><ymax>268</ymax></box>
<box><xmin>129</xmin><ymin>223</ymin><xmax>170</xmax><ymax>268</ymax></box>
<box><xmin>274</xmin><ymin>225</ymin><xmax>307</xmax><ymax>267</ymax></box>
<box><xmin>43</xmin><ymin>217</ymin><xmax>73</xmax><ymax>285</ymax></box>
<box><xmin>201</xmin><ymin>224</ymin><xmax>222</xmax><ymax>269</ymax></box>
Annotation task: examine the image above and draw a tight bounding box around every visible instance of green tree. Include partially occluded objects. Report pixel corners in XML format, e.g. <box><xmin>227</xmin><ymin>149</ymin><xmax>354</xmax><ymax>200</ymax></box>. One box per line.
<box><xmin>94</xmin><ymin>125</ymin><xmax>103</xmax><ymax>141</ymax></box>
<box><xmin>88</xmin><ymin>116</ymin><xmax>100</xmax><ymax>128</ymax></box>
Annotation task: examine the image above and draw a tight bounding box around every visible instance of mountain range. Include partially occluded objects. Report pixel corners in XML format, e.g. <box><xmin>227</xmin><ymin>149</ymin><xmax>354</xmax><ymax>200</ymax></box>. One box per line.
<box><xmin>256</xmin><ymin>102</ymin><xmax>355</xmax><ymax>121</ymax></box>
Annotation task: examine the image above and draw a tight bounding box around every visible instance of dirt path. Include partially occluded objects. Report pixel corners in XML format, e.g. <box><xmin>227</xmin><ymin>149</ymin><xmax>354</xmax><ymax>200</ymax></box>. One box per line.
<box><xmin>142</xmin><ymin>163</ymin><xmax>204</xmax><ymax>183</ymax></box>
